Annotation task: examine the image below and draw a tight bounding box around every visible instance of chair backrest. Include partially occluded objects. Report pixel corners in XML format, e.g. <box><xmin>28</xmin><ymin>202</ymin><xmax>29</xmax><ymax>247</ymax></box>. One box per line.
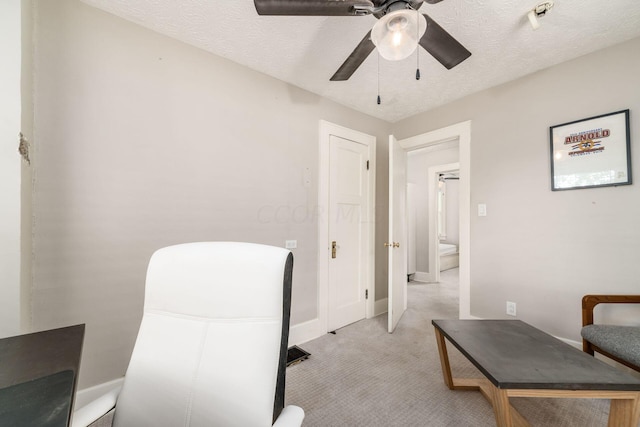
<box><xmin>113</xmin><ymin>242</ymin><xmax>293</xmax><ymax>427</ymax></box>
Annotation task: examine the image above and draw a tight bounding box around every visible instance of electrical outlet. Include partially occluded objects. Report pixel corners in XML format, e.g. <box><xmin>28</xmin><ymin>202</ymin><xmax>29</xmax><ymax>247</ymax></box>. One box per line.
<box><xmin>506</xmin><ymin>301</ymin><xmax>517</xmax><ymax>317</ymax></box>
<box><xmin>285</xmin><ymin>240</ymin><xmax>297</xmax><ymax>249</ymax></box>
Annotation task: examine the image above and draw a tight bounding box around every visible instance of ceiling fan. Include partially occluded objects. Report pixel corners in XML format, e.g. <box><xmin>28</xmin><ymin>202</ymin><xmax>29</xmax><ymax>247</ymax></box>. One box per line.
<box><xmin>253</xmin><ymin>0</ymin><xmax>472</xmax><ymax>81</ymax></box>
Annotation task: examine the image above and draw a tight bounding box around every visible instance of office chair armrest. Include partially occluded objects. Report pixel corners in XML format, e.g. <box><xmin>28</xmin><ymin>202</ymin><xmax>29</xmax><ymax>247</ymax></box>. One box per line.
<box><xmin>71</xmin><ymin>386</ymin><xmax>122</xmax><ymax>427</ymax></box>
<box><xmin>272</xmin><ymin>405</ymin><xmax>304</xmax><ymax>427</ymax></box>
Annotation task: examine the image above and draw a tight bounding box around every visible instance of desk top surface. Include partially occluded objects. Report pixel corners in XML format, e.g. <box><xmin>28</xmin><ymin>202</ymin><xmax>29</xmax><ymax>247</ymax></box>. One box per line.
<box><xmin>0</xmin><ymin>324</ymin><xmax>85</xmax><ymax>427</ymax></box>
<box><xmin>0</xmin><ymin>324</ymin><xmax>85</xmax><ymax>388</ymax></box>
<box><xmin>432</xmin><ymin>319</ymin><xmax>640</xmax><ymax>390</ymax></box>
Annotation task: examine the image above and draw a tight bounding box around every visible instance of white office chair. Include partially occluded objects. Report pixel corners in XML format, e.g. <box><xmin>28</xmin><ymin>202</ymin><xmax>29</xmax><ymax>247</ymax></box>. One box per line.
<box><xmin>73</xmin><ymin>242</ymin><xmax>304</xmax><ymax>427</ymax></box>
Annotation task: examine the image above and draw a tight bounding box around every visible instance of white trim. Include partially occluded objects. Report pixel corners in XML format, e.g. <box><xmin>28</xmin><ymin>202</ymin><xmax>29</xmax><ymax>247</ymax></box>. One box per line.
<box><xmin>412</xmin><ymin>271</ymin><xmax>430</xmax><ymax>283</ymax></box>
<box><xmin>288</xmin><ymin>318</ymin><xmax>323</xmax><ymax>346</ymax></box>
<box><xmin>374</xmin><ymin>297</ymin><xmax>389</xmax><ymax>316</ymax></box>
<box><xmin>74</xmin><ymin>377</ymin><xmax>124</xmax><ymax>410</ymax></box>
<box><xmin>555</xmin><ymin>336</ymin><xmax>582</xmax><ymax>349</ymax></box>
<box><xmin>396</xmin><ymin>121</ymin><xmax>472</xmax><ymax>319</ymax></box>
<box><xmin>0</xmin><ymin>1</ymin><xmax>23</xmax><ymax>338</ymax></box>
<box><xmin>318</xmin><ymin>121</ymin><xmax>376</xmax><ymax>334</ymax></box>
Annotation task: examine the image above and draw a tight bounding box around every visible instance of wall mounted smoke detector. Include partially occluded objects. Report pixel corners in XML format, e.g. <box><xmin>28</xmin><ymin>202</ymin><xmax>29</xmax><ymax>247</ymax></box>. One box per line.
<box><xmin>528</xmin><ymin>1</ymin><xmax>554</xmax><ymax>30</ymax></box>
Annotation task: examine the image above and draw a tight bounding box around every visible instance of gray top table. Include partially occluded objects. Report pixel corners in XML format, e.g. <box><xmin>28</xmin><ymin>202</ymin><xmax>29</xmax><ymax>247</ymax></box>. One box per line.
<box><xmin>432</xmin><ymin>319</ymin><xmax>640</xmax><ymax>427</ymax></box>
<box><xmin>432</xmin><ymin>319</ymin><xmax>640</xmax><ymax>390</ymax></box>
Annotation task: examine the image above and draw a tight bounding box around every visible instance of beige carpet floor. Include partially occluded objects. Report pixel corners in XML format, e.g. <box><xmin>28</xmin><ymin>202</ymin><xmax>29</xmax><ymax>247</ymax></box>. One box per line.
<box><xmin>285</xmin><ymin>268</ymin><xmax>615</xmax><ymax>426</ymax></box>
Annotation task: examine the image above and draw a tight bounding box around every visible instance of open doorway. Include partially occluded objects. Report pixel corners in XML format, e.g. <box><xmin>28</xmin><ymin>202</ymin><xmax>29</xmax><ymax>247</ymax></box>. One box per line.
<box><xmin>435</xmin><ymin>171</ymin><xmax>460</xmax><ymax>276</ymax></box>
<box><xmin>388</xmin><ymin>120</ymin><xmax>471</xmax><ymax>325</ymax></box>
<box><xmin>407</xmin><ymin>141</ymin><xmax>459</xmax><ymax>284</ymax></box>
<box><xmin>428</xmin><ymin>164</ymin><xmax>460</xmax><ymax>283</ymax></box>
<box><xmin>407</xmin><ymin>144</ymin><xmax>460</xmax><ymax>319</ymax></box>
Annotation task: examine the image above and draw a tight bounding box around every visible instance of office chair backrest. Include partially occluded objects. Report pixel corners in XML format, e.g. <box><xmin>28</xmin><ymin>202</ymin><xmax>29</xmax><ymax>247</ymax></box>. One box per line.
<box><xmin>113</xmin><ymin>242</ymin><xmax>293</xmax><ymax>427</ymax></box>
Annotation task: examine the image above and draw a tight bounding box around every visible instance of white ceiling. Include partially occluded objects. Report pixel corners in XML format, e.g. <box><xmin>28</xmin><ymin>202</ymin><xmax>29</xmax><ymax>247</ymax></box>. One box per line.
<box><xmin>80</xmin><ymin>0</ymin><xmax>640</xmax><ymax>123</ymax></box>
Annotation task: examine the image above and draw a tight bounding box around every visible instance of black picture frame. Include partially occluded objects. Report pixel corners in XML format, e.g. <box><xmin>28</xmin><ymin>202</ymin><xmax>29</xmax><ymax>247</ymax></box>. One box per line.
<box><xmin>549</xmin><ymin>109</ymin><xmax>631</xmax><ymax>191</ymax></box>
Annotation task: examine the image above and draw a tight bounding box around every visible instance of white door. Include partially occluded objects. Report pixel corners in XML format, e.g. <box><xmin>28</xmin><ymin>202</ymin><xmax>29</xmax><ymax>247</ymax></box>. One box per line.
<box><xmin>388</xmin><ymin>135</ymin><xmax>408</xmax><ymax>333</ymax></box>
<box><xmin>328</xmin><ymin>135</ymin><xmax>369</xmax><ymax>331</ymax></box>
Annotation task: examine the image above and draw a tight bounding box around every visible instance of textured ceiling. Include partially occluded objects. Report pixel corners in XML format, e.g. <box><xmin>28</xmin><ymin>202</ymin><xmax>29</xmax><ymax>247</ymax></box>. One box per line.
<box><xmin>79</xmin><ymin>0</ymin><xmax>640</xmax><ymax>123</ymax></box>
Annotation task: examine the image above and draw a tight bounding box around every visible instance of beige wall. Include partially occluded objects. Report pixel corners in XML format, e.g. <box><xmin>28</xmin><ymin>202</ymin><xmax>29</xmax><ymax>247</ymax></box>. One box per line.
<box><xmin>32</xmin><ymin>0</ymin><xmax>390</xmax><ymax>388</ymax></box>
<box><xmin>393</xmin><ymin>36</ymin><xmax>640</xmax><ymax>342</ymax></box>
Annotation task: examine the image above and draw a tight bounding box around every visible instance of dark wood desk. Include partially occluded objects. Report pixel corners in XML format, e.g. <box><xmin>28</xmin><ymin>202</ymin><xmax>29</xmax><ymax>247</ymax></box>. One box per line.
<box><xmin>432</xmin><ymin>319</ymin><xmax>640</xmax><ymax>427</ymax></box>
<box><xmin>0</xmin><ymin>324</ymin><xmax>85</xmax><ymax>427</ymax></box>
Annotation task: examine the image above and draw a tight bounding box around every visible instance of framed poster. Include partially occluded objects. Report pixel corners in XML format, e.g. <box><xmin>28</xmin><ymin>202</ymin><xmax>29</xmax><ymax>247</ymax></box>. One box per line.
<box><xmin>549</xmin><ymin>109</ymin><xmax>631</xmax><ymax>191</ymax></box>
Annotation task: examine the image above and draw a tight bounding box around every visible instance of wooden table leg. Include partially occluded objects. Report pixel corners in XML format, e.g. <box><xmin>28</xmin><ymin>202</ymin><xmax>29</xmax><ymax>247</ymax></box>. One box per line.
<box><xmin>434</xmin><ymin>327</ymin><xmax>454</xmax><ymax>390</ymax></box>
<box><xmin>433</xmin><ymin>327</ymin><xmax>484</xmax><ymax>392</ymax></box>
<box><xmin>491</xmin><ymin>386</ymin><xmax>515</xmax><ymax>427</ymax></box>
<box><xmin>608</xmin><ymin>394</ymin><xmax>640</xmax><ymax>427</ymax></box>
<box><xmin>434</xmin><ymin>326</ymin><xmax>531</xmax><ymax>426</ymax></box>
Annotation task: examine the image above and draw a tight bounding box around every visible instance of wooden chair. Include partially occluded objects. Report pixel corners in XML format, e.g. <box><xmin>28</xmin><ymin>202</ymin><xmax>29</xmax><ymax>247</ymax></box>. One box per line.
<box><xmin>581</xmin><ymin>295</ymin><xmax>640</xmax><ymax>372</ymax></box>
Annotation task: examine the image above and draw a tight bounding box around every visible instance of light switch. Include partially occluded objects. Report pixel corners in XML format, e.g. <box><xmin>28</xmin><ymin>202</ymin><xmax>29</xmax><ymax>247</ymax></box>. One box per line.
<box><xmin>303</xmin><ymin>167</ymin><xmax>311</xmax><ymax>188</ymax></box>
<box><xmin>478</xmin><ymin>204</ymin><xmax>487</xmax><ymax>217</ymax></box>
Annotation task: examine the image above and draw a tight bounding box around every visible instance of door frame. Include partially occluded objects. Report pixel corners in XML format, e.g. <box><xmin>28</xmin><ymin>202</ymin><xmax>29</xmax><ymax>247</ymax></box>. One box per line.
<box><xmin>318</xmin><ymin>120</ymin><xmax>376</xmax><ymax>333</ymax></box>
<box><xmin>397</xmin><ymin>120</ymin><xmax>472</xmax><ymax>319</ymax></box>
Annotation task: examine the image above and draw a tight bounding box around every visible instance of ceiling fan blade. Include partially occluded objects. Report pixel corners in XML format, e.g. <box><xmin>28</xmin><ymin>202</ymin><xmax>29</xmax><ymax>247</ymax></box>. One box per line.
<box><xmin>419</xmin><ymin>14</ymin><xmax>471</xmax><ymax>69</ymax></box>
<box><xmin>423</xmin><ymin>0</ymin><xmax>445</xmax><ymax>3</ymax></box>
<box><xmin>254</xmin><ymin>0</ymin><xmax>374</xmax><ymax>16</ymax></box>
<box><xmin>330</xmin><ymin>30</ymin><xmax>375</xmax><ymax>81</ymax></box>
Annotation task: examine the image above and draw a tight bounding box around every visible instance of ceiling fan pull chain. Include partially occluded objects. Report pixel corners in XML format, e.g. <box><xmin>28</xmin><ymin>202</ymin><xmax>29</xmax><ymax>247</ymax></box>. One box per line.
<box><xmin>377</xmin><ymin>52</ymin><xmax>381</xmax><ymax>105</ymax></box>
<box><xmin>416</xmin><ymin>8</ymin><xmax>421</xmax><ymax>81</ymax></box>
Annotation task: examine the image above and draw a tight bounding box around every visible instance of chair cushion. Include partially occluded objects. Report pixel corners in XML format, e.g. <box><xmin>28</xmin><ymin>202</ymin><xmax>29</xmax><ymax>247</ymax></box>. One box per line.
<box><xmin>581</xmin><ymin>324</ymin><xmax>640</xmax><ymax>367</ymax></box>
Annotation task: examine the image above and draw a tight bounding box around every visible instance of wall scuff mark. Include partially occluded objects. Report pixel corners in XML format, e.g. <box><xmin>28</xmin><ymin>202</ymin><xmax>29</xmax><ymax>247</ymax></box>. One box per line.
<box><xmin>19</xmin><ymin>133</ymin><xmax>30</xmax><ymax>164</ymax></box>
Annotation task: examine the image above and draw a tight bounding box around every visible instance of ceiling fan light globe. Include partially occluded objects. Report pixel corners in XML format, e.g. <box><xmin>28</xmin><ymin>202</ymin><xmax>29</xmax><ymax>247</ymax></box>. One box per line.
<box><xmin>371</xmin><ymin>9</ymin><xmax>427</xmax><ymax>61</ymax></box>
<box><xmin>387</xmin><ymin>15</ymin><xmax>409</xmax><ymax>32</ymax></box>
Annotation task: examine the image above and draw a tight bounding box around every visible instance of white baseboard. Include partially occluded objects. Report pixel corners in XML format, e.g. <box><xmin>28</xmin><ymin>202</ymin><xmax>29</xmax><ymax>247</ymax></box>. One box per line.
<box><xmin>289</xmin><ymin>301</ymin><xmax>396</xmax><ymax>346</ymax></box>
<box><xmin>413</xmin><ymin>271</ymin><xmax>431</xmax><ymax>283</ymax></box>
<box><xmin>288</xmin><ymin>317</ymin><xmax>323</xmax><ymax>347</ymax></box>
<box><xmin>461</xmin><ymin>314</ymin><xmax>482</xmax><ymax>320</ymax></box>
<box><xmin>374</xmin><ymin>298</ymin><xmax>388</xmax><ymax>316</ymax></box>
<box><xmin>555</xmin><ymin>336</ymin><xmax>582</xmax><ymax>349</ymax></box>
<box><xmin>75</xmin><ymin>377</ymin><xmax>124</xmax><ymax>410</ymax></box>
